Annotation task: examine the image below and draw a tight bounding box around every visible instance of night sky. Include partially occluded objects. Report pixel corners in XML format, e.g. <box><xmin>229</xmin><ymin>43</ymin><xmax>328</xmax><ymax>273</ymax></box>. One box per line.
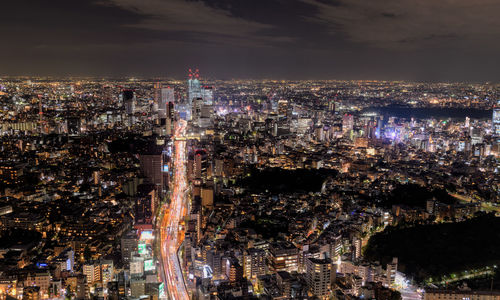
<box><xmin>3</xmin><ymin>0</ymin><xmax>500</xmax><ymax>81</ymax></box>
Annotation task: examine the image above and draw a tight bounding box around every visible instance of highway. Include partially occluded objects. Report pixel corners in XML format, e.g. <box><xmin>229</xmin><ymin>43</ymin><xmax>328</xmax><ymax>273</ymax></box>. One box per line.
<box><xmin>450</xmin><ymin>192</ymin><xmax>500</xmax><ymax>213</ymax></box>
<box><xmin>159</xmin><ymin>119</ymin><xmax>190</xmax><ymax>300</ymax></box>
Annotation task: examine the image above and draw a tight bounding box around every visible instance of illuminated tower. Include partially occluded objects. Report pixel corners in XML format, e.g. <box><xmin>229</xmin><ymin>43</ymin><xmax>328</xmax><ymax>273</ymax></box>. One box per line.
<box><xmin>188</xmin><ymin>69</ymin><xmax>202</xmax><ymax>106</ymax></box>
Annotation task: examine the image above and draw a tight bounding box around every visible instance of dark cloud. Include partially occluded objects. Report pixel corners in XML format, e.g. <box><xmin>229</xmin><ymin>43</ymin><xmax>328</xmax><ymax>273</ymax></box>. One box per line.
<box><xmin>303</xmin><ymin>0</ymin><xmax>500</xmax><ymax>49</ymax></box>
<box><xmin>0</xmin><ymin>0</ymin><xmax>499</xmax><ymax>81</ymax></box>
<box><xmin>381</xmin><ymin>13</ymin><xmax>398</xmax><ymax>18</ymax></box>
<box><xmin>100</xmin><ymin>0</ymin><xmax>272</xmax><ymax>42</ymax></box>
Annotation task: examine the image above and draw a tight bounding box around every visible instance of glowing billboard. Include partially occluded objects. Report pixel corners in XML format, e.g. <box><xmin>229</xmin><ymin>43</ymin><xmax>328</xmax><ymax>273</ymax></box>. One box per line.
<box><xmin>144</xmin><ymin>259</ymin><xmax>154</xmax><ymax>272</ymax></box>
<box><xmin>159</xmin><ymin>283</ymin><xmax>165</xmax><ymax>298</ymax></box>
<box><xmin>140</xmin><ymin>230</ymin><xmax>154</xmax><ymax>240</ymax></box>
<box><xmin>138</xmin><ymin>243</ymin><xmax>146</xmax><ymax>255</ymax></box>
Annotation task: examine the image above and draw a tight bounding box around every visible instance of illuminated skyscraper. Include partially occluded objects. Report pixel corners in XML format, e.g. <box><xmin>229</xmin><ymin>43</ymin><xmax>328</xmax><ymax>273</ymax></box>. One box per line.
<box><xmin>122</xmin><ymin>89</ymin><xmax>135</xmax><ymax>125</ymax></box>
<box><xmin>123</xmin><ymin>90</ymin><xmax>135</xmax><ymax>115</ymax></box>
<box><xmin>493</xmin><ymin>100</ymin><xmax>500</xmax><ymax>137</ymax></box>
<box><xmin>277</xmin><ymin>99</ymin><xmax>288</xmax><ymax>117</ymax></box>
<box><xmin>166</xmin><ymin>101</ymin><xmax>174</xmax><ymax>135</ymax></box>
<box><xmin>134</xmin><ymin>184</ymin><xmax>156</xmax><ymax>226</ymax></box>
<box><xmin>328</xmin><ymin>99</ymin><xmax>335</xmax><ymax>113</ymax></box>
<box><xmin>202</xmin><ymin>86</ymin><xmax>214</xmax><ymax>105</ymax></box>
<box><xmin>188</xmin><ymin>69</ymin><xmax>202</xmax><ymax>106</ymax></box>
<box><xmin>167</xmin><ymin>102</ymin><xmax>175</xmax><ymax>120</ymax></box>
<box><xmin>342</xmin><ymin>114</ymin><xmax>354</xmax><ymax>133</ymax></box>
<box><xmin>192</xmin><ymin>97</ymin><xmax>204</xmax><ymax>125</ymax></box>
<box><xmin>153</xmin><ymin>82</ymin><xmax>161</xmax><ymax>114</ymax></box>
<box><xmin>159</xmin><ymin>87</ymin><xmax>174</xmax><ymax>118</ymax></box>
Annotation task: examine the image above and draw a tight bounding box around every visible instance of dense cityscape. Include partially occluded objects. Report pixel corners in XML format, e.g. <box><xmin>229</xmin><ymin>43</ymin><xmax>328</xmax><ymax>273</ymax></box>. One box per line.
<box><xmin>0</xmin><ymin>74</ymin><xmax>498</xmax><ymax>300</ymax></box>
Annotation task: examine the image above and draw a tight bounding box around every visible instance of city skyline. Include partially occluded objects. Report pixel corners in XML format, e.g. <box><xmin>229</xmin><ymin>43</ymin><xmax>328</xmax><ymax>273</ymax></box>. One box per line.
<box><xmin>0</xmin><ymin>75</ymin><xmax>498</xmax><ymax>300</ymax></box>
<box><xmin>1</xmin><ymin>1</ymin><xmax>500</xmax><ymax>299</ymax></box>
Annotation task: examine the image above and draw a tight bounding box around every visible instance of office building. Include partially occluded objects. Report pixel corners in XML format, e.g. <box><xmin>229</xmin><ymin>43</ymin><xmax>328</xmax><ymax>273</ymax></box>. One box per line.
<box><xmin>159</xmin><ymin>87</ymin><xmax>174</xmax><ymax>118</ymax></box>
<box><xmin>134</xmin><ymin>184</ymin><xmax>157</xmax><ymax>226</ymax></box>
<box><xmin>121</xmin><ymin>230</ymin><xmax>138</xmax><ymax>265</ymax></box>
<box><xmin>122</xmin><ymin>90</ymin><xmax>135</xmax><ymax>115</ymax></box>
<box><xmin>202</xmin><ymin>86</ymin><xmax>214</xmax><ymax>105</ymax></box>
<box><xmin>269</xmin><ymin>241</ymin><xmax>299</xmax><ymax>272</ymax></box>
<box><xmin>188</xmin><ymin>69</ymin><xmax>202</xmax><ymax>107</ymax></box>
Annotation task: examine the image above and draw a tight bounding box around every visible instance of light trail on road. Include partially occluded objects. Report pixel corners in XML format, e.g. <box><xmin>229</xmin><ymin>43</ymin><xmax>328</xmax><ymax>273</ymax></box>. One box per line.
<box><xmin>160</xmin><ymin>119</ymin><xmax>189</xmax><ymax>300</ymax></box>
<box><xmin>395</xmin><ymin>272</ymin><xmax>423</xmax><ymax>300</ymax></box>
<box><xmin>450</xmin><ymin>192</ymin><xmax>500</xmax><ymax>213</ymax></box>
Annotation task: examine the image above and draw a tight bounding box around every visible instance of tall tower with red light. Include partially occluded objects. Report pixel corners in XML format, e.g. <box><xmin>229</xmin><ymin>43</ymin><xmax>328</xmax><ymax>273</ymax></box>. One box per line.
<box><xmin>187</xmin><ymin>68</ymin><xmax>202</xmax><ymax>107</ymax></box>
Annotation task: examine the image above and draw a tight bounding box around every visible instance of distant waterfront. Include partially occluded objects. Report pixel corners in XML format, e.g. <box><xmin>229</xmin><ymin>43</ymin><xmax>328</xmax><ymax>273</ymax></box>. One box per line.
<box><xmin>363</xmin><ymin>106</ymin><xmax>492</xmax><ymax>120</ymax></box>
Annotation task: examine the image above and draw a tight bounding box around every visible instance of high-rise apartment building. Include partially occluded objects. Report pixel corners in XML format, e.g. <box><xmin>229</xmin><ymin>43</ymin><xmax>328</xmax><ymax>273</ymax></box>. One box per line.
<box><xmin>385</xmin><ymin>257</ymin><xmax>398</xmax><ymax>287</ymax></box>
<box><xmin>306</xmin><ymin>257</ymin><xmax>334</xmax><ymax>299</ymax></box>
<box><xmin>243</xmin><ymin>248</ymin><xmax>267</xmax><ymax>279</ymax></box>
<box><xmin>82</xmin><ymin>263</ymin><xmax>101</xmax><ymax>286</ymax></box>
